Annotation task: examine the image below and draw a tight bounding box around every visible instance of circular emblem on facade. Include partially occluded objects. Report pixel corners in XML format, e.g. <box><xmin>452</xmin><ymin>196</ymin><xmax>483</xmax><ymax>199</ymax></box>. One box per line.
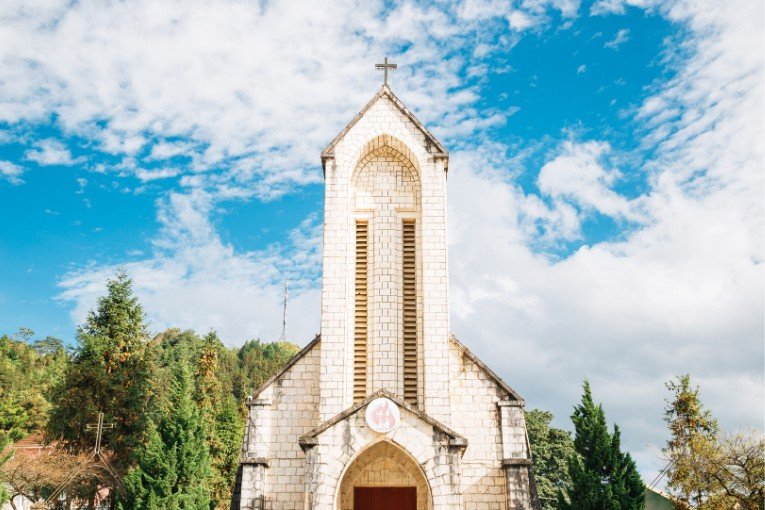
<box><xmin>365</xmin><ymin>397</ymin><xmax>400</xmax><ymax>433</ymax></box>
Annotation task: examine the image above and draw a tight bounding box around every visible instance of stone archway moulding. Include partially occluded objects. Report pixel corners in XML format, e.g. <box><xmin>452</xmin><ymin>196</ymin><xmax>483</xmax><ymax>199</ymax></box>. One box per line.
<box><xmin>334</xmin><ymin>438</ymin><xmax>433</xmax><ymax>510</ymax></box>
<box><xmin>349</xmin><ymin>134</ymin><xmax>423</xmax><ymax>184</ymax></box>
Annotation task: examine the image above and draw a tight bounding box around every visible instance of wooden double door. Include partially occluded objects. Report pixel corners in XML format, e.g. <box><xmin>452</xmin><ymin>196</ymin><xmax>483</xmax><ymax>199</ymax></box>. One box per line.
<box><xmin>354</xmin><ymin>487</ymin><xmax>417</xmax><ymax>510</ymax></box>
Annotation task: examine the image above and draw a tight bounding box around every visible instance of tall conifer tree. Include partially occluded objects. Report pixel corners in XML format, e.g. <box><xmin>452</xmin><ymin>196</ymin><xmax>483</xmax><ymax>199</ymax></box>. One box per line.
<box><xmin>195</xmin><ymin>331</ymin><xmax>236</xmax><ymax>509</ymax></box>
<box><xmin>120</xmin><ymin>360</ymin><xmax>211</xmax><ymax>510</ymax></box>
<box><xmin>48</xmin><ymin>271</ymin><xmax>154</xmax><ymax>472</ymax></box>
<box><xmin>663</xmin><ymin>374</ymin><xmax>719</xmax><ymax>508</ymax></box>
<box><xmin>561</xmin><ymin>380</ymin><xmax>644</xmax><ymax>510</ymax></box>
<box><xmin>610</xmin><ymin>425</ymin><xmax>645</xmax><ymax>509</ymax></box>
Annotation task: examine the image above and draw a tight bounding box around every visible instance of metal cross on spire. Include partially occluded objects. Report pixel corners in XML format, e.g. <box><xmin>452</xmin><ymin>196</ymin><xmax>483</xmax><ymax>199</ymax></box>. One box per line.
<box><xmin>375</xmin><ymin>57</ymin><xmax>397</xmax><ymax>86</ymax></box>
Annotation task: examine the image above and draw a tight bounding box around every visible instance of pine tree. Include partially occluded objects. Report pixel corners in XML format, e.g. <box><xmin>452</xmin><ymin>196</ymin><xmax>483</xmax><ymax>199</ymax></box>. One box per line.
<box><xmin>120</xmin><ymin>423</ymin><xmax>171</xmax><ymax>510</ymax></box>
<box><xmin>0</xmin><ymin>429</ymin><xmax>11</xmax><ymax>505</ymax></box>
<box><xmin>561</xmin><ymin>380</ymin><xmax>644</xmax><ymax>510</ymax></box>
<box><xmin>48</xmin><ymin>271</ymin><xmax>155</xmax><ymax>473</ymax></box>
<box><xmin>120</xmin><ymin>360</ymin><xmax>211</xmax><ymax>510</ymax></box>
<box><xmin>213</xmin><ymin>396</ymin><xmax>245</xmax><ymax>508</ymax></box>
<box><xmin>663</xmin><ymin>374</ymin><xmax>719</xmax><ymax>509</ymax></box>
<box><xmin>610</xmin><ymin>425</ymin><xmax>645</xmax><ymax>509</ymax></box>
<box><xmin>195</xmin><ymin>331</ymin><xmax>229</xmax><ymax>509</ymax></box>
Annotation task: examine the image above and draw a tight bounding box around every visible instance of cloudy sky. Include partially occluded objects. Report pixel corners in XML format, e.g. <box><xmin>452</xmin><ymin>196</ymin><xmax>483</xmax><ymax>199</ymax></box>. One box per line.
<box><xmin>0</xmin><ymin>0</ymin><xmax>762</xmax><ymax>485</ymax></box>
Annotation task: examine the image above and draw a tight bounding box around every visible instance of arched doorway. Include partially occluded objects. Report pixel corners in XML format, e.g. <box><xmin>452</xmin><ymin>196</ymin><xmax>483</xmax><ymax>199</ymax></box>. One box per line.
<box><xmin>337</xmin><ymin>440</ymin><xmax>432</xmax><ymax>510</ymax></box>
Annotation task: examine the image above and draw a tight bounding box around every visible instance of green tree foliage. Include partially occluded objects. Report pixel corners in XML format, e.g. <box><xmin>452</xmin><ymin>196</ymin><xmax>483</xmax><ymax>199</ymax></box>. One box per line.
<box><xmin>238</xmin><ymin>339</ymin><xmax>299</xmax><ymax>393</ymax></box>
<box><xmin>0</xmin><ymin>429</ymin><xmax>10</xmax><ymax>505</ymax></box>
<box><xmin>213</xmin><ymin>396</ymin><xmax>245</xmax><ymax>500</ymax></box>
<box><xmin>663</xmin><ymin>374</ymin><xmax>719</xmax><ymax>508</ymax></box>
<box><xmin>0</xmin><ymin>331</ymin><xmax>68</xmax><ymax>441</ymax></box>
<box><xmin>664</xmin><ymin>375</ymin><xmax>763</xmax><ymax>510</ymax></box>
<box><xmin>561</xmin><ymin>380</ymin><xmax>644</xmax><ymax>510</ymax></box>
<box><xmin>195</xmin><ymin>332</ymin><xmax>233</xmax><ymax>509</ymax></box>
<box><xmin>120</xmin><ymin>360</ymin><xmax>211</xmax><ymax>510</ymax></box>
<box><xmin>610</xmin><ymin>425</ymin><xmax>646</xmax><ymax>509</ymax></box>
<box><xmin>526</xmin><ymin>409</ymin><xmax>577</xmax><ymax>510</ymax></box>
<box><xmin>48</xmin><ymin>271</ymin><xmax>155</xmax><ymax>472</ymax></box>
<box><xmin>2</xmin><ymin>270</ymin><xmax>300</xmax><ymax>509</ymax></box>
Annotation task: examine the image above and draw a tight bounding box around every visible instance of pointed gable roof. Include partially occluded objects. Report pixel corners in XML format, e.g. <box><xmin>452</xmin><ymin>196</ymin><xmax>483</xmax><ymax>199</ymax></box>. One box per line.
<box><xmin>320</xmin><ymin>85</ymin><xmax>449</xmax><ymax>173</ymax></box>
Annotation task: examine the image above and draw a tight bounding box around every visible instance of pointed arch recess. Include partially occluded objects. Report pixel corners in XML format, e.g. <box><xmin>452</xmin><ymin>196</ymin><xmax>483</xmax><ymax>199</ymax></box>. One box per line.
<box><xmin>350</xmin><ymin>134</ymin><xmax>421</xmax><ymax>186</ymax></box>
<box><xmin>336</xmin><ymin>439</ymin><xmax>433</xmax><ymax>510</ymax></box>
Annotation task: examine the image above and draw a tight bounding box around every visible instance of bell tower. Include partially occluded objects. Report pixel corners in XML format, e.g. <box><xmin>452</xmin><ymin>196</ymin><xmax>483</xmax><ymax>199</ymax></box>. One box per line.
<box><xmin>233</xmin><ymin>70</ymin><xmax>537</xmax><ymax>510</ymax></box>
<box><xmin>318</xmin><ymin>83</ymin><xmax>450</xmax><ymax>423</ymax></box>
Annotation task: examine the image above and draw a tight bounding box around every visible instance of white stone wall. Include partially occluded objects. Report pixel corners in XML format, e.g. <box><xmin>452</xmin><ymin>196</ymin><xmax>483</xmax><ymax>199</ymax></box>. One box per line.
<box><xmin>352</xmin><ymin>145</ymin><xmax>420</xmax><ymax>397</ymax></box>
<box><xmin>447</xmin><ymin>341</ymin><xmax>509</xmax><ymax>510</ymax></box>
<box><xmin>320</xmin><ymin>91</ymin><xmax>450</xmax><ymax>422</ymax></box>
<box><xmin>240</xmin><ymin>342</ymin><xmax>321</xmax><ymax>510</ymax></box>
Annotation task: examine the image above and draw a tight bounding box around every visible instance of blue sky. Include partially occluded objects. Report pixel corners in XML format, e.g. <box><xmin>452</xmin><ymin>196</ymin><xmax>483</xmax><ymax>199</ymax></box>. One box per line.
<box><xmin>0</xmin><ymin>0</ymin><xmax>762</xmax><ymax>484</ymax></box>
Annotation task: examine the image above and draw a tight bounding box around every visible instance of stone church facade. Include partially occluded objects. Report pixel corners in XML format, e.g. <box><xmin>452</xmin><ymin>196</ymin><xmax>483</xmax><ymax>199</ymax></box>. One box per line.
<box><xmin>231</xmin><ymin>85</ymin><xmax>538</xmax><ymax>510</ymax></box>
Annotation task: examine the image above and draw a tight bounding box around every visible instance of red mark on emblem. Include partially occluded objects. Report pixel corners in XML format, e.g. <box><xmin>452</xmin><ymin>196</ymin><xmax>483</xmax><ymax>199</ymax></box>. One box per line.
<box><xmin>370</xmin><ymin>400</ymin><xmax>396</xmax><ymax>430</ymax></box>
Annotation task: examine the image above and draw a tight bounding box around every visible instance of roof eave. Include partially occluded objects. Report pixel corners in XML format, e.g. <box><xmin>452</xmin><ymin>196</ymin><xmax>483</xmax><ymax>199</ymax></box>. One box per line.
<box><xmin>449</xmin><ymin>334</ymin><xmax>525</xmax><ymax>404</ymax></box>
<box><xmin>250</xmin><ymin>335</ymin><xmax>321</xmax><ymax>400</ymax></box>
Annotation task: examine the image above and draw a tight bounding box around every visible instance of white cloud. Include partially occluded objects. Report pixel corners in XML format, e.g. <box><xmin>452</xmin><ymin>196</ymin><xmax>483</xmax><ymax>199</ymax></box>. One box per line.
<box><xmin>590</xmin><ymin>0</ymin><xmax>654</xmax><ymax>16</ymax></box>
<box><xmin>0</xmin><ymin>160</ymin><xmax>24</xmax><ymax>184</ymax></box>
<box><xmin>448</xmin><ymin>0</ymin><xmax>764</xmax><ymax>484</ymax></box>
<box><xmin>24</xmin><ymin>138</ymin><xmax>82</xmax><ymax>166</ymax></box>
<box><xmin>135</xmin><ymin>167</ymin><xmax>180</xmax><ymax>182</ymax></box>
<box><xmin>460</xmin><ymin>0</ymin><xmax>580</xmax><ymax>21</ymax></box>
<box><xmin>605</xmin><ymin>28</ymin><xmax>630</xmax><ymax>48</ymax></box>
<box><xmin>148</xmin><ymin>141</ymin><xmax>191</xmax><ymax>161</ymax></box>
<box><xmin>537</xmin><ymin>140</ymin><xmax>637</xmax><ymax>219</ymax></box>
<box><xmin>448</xmin><ymin>141</ymin><xmax>762</xmax><ymax>483</ymax></box>
<box><xmin>0</xmin><ymin>0</ymin><xmax>572</xmax><ymax>199</ymax></box>
<box><xmin>58</xmin><ymin>189</ymin><xmax>322</xmax><ymax>345</ymax></box>
<box><xmin>508</xmin><ymin>10</ymin><xmax>534</xmax><ymax>30</ymax></box>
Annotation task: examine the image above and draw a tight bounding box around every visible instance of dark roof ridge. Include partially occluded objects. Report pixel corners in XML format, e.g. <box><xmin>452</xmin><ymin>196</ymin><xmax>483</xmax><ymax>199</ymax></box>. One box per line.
<box><xmin>449</xmin><ymin>334</ymin><xmax>525</xmax><ymax>404</ymax></box>
<box><xmin>250</xmin><ymin>334</ymin><xmax>321</xmax><ymax>399</ymax></box>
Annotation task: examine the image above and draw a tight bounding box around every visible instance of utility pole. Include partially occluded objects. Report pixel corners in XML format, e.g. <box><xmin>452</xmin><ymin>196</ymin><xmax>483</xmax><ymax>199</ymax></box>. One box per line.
<box><xmin>278</xmin><ymin>279</ymin><xmax>288</xmax><ymax>342</ymax></box>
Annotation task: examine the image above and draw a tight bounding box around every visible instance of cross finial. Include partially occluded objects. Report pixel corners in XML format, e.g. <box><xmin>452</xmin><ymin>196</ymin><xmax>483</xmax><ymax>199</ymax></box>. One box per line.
<box><xmin>375</xmin><ymin>57</ymin><xmax>397</xmax><ymax>86</ymax></box>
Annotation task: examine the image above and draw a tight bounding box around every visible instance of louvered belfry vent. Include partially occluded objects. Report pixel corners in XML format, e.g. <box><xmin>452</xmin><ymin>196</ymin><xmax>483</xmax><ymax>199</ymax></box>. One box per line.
<box><xmin>402</xmin><ymin>219</ymin><xmax>418</xmax><ymax>406</ymax></box>
<box><xmin>354</xmin><ymin>221</ymin><xmax>369</xmax><ymax>402</ymax></box>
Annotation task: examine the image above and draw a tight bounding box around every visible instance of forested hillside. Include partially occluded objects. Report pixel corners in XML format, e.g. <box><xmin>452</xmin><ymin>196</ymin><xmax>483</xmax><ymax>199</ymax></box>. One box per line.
<box><xmin>0</xmin><ymin>272</ymin><xmax>299</xmax><ymax>509</ymax></box>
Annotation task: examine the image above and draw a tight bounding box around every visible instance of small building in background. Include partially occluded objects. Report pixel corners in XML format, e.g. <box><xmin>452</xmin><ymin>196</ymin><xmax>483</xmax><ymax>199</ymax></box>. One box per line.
<box><xmin>645</xmin><ymin>486</ymin><xmax>675</xmax><ymax>510</ymax></box>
